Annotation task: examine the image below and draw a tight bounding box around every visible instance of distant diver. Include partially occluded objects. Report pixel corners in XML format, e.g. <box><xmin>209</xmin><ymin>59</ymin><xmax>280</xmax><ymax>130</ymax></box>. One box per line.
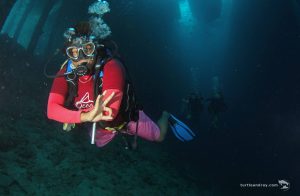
<box><xmin>207</xmin><ymin>76</ymin><xmax>227</xmax><ymax>130</ymax></box>
<box><xmin>181</xmin><ymin>92</ymin><xmax>204</xmax><ymax>124</ymax></box>
<box><xmin>45</xmin><ymin>0</ymin><xmax>195</xmax><ymax>149</ymax></box>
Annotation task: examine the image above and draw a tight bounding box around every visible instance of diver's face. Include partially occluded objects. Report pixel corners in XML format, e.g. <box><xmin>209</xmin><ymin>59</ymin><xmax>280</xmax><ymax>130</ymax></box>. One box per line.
<box><xmin>71</xmin><ymin>58</ymin><xmax>95</xmax><ymax>67</ymax></box>
<box><xmin>68</xmin><ymin>45</ymin><xmax>96</xmax><ymax>67</ymax></box>
<box><xmin>70</xmin><ymin>48</ymin><xmax>79</xmax><ymax>59</ymax></box>
<box><xmin>85</xmin><ymin>44</ymin><xmax>94</xmax><ymax>55</ymax></box>
<box><xmin>66</xmin><ymin>42</ymin><xmax>96</xmax><ymax>62</ymax></box>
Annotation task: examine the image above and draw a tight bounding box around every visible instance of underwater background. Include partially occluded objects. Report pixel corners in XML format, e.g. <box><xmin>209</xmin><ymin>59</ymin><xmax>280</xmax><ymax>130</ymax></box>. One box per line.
<box><xmin>0</xmin><ymin>0</ymin><xmax>300</xmax><ymax>195</ymax></box>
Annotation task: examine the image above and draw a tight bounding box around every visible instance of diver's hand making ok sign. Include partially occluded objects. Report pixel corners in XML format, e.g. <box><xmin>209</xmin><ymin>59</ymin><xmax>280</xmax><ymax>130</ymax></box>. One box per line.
<box><xmin>92</xmin><ymin>91</ymin><xmax>115</xmax><ymax>122</ymax></box>
<box><xmin>80</xmin><ymin>91</ymin><xmax>115</xmax><ymax>122</ymax></box>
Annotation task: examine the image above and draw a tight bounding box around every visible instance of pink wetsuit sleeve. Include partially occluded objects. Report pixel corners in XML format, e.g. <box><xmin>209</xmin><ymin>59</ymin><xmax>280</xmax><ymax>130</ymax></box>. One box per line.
<box><xmin>47</xmin><ymin>69</ymin><xmax>82</xmax><ymax>123</ymax></box>
<box><xmin>101</xmin><ymin>59</ymin><xmax>125</xmax><ymax>121</ymax></box>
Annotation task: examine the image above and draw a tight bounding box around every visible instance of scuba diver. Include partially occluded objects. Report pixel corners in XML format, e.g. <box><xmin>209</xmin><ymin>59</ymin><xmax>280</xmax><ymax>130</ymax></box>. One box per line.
<box><xmin>207</xmin><ymin>76</ymin><xmax>227</xmax><ymax>130</ymax></box>
<box><xmin>182</xmin><ymin>92</ymin><xmax>204</xmax><ymax>124</ymax></box>
<box><xmin>46</xmin><ymin>22</ymin><xmax>196</xmax><ymax>148</ymax></box>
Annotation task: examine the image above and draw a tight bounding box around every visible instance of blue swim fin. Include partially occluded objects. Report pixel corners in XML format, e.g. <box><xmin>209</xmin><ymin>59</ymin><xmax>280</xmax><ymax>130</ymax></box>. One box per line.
<box><xmin>168</xmin><ymin>114</ymin><xmax>196</xmax><ymax>142</ymax></box>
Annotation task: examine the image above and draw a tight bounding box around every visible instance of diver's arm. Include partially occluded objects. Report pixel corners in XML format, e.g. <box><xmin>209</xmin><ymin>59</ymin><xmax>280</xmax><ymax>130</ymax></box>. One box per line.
<box><xmin>48</xmin><ymin>91</ymin><xmax>115</xmax><ymax>123</ymax></box>
<box><xmin>47</xmin><ymin>93</ymin><xmax>82</xmax><ymax>123</ymax></box>
<box><xmin>47</xmin><ymin>71</ymin><xmax>82</xmax><ymax>123</ymax></box>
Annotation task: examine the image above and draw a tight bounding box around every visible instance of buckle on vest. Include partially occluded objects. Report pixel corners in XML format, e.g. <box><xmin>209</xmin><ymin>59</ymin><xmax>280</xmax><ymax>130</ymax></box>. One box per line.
<box><xmin>104</xmin><ymin>122</ymin><xmax>127</xmax><ymax>132</ymax></box>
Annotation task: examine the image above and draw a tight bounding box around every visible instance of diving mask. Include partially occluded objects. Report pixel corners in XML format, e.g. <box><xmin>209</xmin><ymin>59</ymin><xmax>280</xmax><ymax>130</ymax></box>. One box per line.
<box><xmin>66</xmin><ymin>42</ymin><xmax>96</xmax><ymax>60</ymax></box>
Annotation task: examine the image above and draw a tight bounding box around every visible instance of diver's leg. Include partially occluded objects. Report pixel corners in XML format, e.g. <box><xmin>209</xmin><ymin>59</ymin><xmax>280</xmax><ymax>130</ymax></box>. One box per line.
<box><xmin>127</xmin><ymin>111</ymin><xmax>170</xmax><ymax>142</ymax></box>
<box><xmin>156</xmin><ymin>111</ymin><xmax>170</xmax><ymax>142</ymax></box>
<box><xmin>127</xmin><ymin>111</ymin><xmax>160</xmax><ymax>141</ymax></box>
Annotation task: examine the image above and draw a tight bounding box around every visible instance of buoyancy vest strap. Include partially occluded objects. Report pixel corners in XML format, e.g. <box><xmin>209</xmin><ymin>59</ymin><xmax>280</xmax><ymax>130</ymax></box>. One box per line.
<box><xmin>93</xmin><ymin>57</ymin><xmax>112</xmax><ymax>101</ymax></box>
<box><xmin>60</xmin><ymin>59</ymin><xmax>69</xmax><ymax>70</ymax></box>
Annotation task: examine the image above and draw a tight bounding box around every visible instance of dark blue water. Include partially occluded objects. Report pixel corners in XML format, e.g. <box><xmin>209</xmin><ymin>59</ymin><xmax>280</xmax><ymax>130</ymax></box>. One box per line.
<box><xmin>0</xmin><ymin>0</ymin><xmax>299</xmax><ymax>195</ymax></box>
